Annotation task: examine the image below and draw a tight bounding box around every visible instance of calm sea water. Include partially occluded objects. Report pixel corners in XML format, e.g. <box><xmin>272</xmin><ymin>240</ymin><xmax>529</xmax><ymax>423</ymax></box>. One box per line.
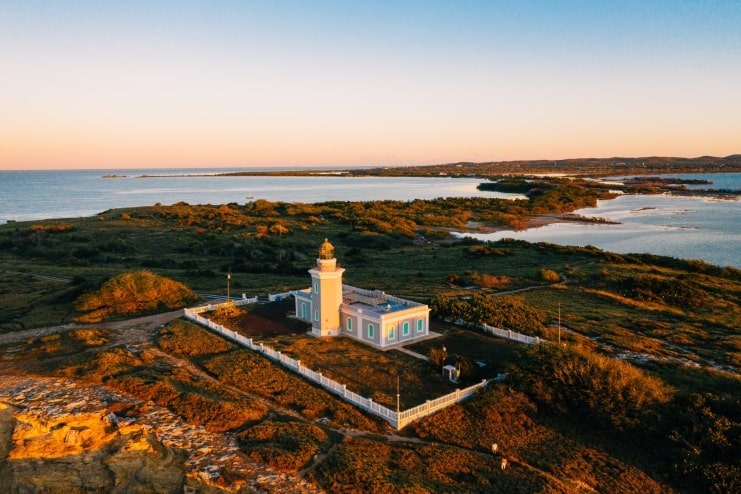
<box><xmin>1</xmin><ymin>169</ymin><xmax>739</xmax><ymax>268</ymax></box>
<box><xmin>459</xmin><ymin>173</ymin><xmax>741</xmax><ymax>268</ymax></box>
<box><xmin>0</xmin><ymin>168</ymin><xmax>520</xmax><ymax>223</ymax></box>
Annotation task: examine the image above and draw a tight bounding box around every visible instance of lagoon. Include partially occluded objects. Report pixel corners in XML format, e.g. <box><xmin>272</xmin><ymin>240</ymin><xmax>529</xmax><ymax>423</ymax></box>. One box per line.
<box><xmin>458</xmin><ymin>191</ymin><xmax>740</xmax><ymax>268</ymax></box>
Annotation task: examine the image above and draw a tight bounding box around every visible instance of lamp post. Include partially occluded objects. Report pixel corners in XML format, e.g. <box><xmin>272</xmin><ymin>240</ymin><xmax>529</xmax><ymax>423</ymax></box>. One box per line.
<box><xmin>558</xmin><ymin>302</ymin><xmax>561</xmax><ymax>345</ymax></box>
<box><xmin>396</xmin><ymin>375</ymin><xmax>400</xmax><ymax>412</ymax></box>
<box><xmin>227</xmin><ymin>269</ymin><xmax>231</xmax><ymax>303</ymax></box>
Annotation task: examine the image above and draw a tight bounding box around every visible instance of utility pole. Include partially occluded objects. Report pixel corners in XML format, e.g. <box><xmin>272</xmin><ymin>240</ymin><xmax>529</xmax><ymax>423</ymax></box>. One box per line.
<box><xmin>396</xmin><ymin>375</ymin><xmax>400</xmax><ymax>412</ymax></box>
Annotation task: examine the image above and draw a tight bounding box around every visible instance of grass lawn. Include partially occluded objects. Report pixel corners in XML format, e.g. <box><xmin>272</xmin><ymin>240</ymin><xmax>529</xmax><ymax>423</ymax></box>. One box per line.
<box><xmin>408</xmin><ymin>319</ymin><xmax>525</xmax><ymax>375</ymax></box>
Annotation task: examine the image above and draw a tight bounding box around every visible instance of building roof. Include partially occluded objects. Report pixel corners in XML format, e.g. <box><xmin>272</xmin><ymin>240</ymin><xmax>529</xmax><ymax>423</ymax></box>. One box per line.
<box><xmin>341</xmin><ymin>285</ymin><xmax>424</xmax><ymax>315</ymax></box>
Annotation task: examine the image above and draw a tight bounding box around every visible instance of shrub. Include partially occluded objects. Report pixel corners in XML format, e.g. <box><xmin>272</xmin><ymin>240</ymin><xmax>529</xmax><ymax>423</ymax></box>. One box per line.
<box><xmin>74</xmin><ymin>270</ymin><xmax>198</xmax><ymax>322</ymax></box>
<box><xmin>514</xmin><ymin>344</ymin><xmax>672</xmax><ymax>429</ymax></box>
<box><xmin>666</xmin><ymin>392</ymin><xmax>741</xmax><ymax>493</ymax></box>
<box><xmin>68</xmin><ymin>328</ymin><xmax>108</xmax><ymax>346</ymax></box>
<box><xmin>470</xmin><ymin>272</ymin><xmax>511</xmax><ymax>288</ymax></box>
<box><xmin>431</xmin><ymin>293</ymin><xmax>547</xmax><ymax>334</ymax></box>
<box><xmin>238</xmin><ymin>420</ymin><xmax>332</xmax><ymax>472</ymax></box>
<box><xmin>540</xmin><ymin>269</ymin><xmax>560</xmax><ymax>282</ymax></box>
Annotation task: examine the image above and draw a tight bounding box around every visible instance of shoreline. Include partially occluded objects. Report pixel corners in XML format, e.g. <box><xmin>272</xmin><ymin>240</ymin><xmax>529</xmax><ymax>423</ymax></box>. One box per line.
<box><xmin>462</xmin><ymin>213</ymin><xmax>620</xmax><ymax>235</ymax></box>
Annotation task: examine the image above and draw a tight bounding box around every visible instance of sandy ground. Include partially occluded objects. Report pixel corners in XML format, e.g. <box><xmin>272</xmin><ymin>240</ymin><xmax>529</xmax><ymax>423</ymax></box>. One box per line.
<box><xmin>0</xmin><ymin>309</ymin><xmax>184</xmax><ymax>348</ymax></box>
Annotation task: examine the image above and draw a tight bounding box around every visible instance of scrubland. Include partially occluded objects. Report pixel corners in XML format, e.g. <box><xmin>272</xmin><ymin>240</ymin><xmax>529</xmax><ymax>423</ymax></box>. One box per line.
<box><xmin>0</xmin><ymin>173</ymin><xmax>739</xmax><ymax>492</ymax></box>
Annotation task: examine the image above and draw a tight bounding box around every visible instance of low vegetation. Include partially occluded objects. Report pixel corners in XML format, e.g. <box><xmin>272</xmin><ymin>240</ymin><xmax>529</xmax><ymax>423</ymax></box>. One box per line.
<box><xmin>412</xmin><ymin>386</ymin><xmax>670</xmax><ymax>493</ymax></box>
<box><xmin>158</xmin><ymin>319</ymin><xmax>234</xmax><ymax>357</ymax></box>
<box><xmin>74</xmin><ymin>270</ymin><xmax>197</xmax><ymax>323</ymax></box>
<box><xmin>513</xmin><ymin>344</ymin><xmax>672</xmax><ymax>430</ymax></box>
<box><xmin>311</xmin><ymin>435</ymin><xmax>562</xmax><ymax>493</ymax></box>
<box><xmin>1</xmin><ymin>169</ymin><xmax>740</xmax><ymax>492</ymax></box>
<box><xmin>431</xmin><ymin>293</ymin><xmax>549</xmax><ymax>335</ymax></box>
<box><xmin>238</xmin><ymin>419</ymin><xmax>335</xmax><ymax>472</ymax></box>
<box><xmin>202</xmin><ymin>349</ymin><xmax>384</xmax><ymax>432</ymax></box>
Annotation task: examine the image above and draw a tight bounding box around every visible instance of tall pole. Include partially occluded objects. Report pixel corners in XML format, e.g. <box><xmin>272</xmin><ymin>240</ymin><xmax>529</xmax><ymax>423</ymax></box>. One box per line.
<box><xmin>396</xmin><ymin>375</ymin><xmax>400</xmax><ymax>412</ymax></box>
<box><xmin>227</xmin><ymin>269</ymin><xmax>231</xmax><ymax>302</ymax></box>
<box><xmin>558</xmin><ymin>302</ymin><xmax>561</xmax><ymax>345</ymax></box>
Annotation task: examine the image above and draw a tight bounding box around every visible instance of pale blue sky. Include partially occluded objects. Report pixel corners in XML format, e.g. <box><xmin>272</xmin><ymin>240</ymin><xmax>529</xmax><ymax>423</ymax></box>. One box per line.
<box><xmin>1</xmin><ymin>1</ymin><xmax>739</xmax><ymax>169</ymax></box>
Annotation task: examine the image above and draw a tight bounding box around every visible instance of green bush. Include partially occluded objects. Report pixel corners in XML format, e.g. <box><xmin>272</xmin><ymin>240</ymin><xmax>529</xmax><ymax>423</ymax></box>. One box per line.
<box><xmin>431</xmin><ymin>293</ymin><xmax>547</xmax><ymax>334</ymax></box>
<box><xmin>513</xmin><ymin>344</ymin><xmax>672</xmax><ymax>429</ymax></box>
<box><xmin>74</xmin><ymin>270</ymin><xmax>198</xmax><ymax>322</ymax></box>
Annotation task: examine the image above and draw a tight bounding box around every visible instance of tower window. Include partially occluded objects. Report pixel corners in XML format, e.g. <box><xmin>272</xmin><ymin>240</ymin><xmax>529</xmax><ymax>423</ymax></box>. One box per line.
<box><xmin>313</xmin><ymin>282</ymin><xmax>319</xmax><ymax>293</ymax></box>
<box><xmin>314</xmin><ymin>310</ymin><xmax>319</xmax><ymax>322</ymax></box>
<box><xmin>402</xmin><ymin>322</ymin><xmax>410</xmax><ymax>336</ymax></box>
<box><xmin>368</xmin><ymin>324</ymin><xmax>374</xmax><ymax>339</ymax></box>
<box><xmin>388</xmin><ymin>325</ymin><xmax>395</xmax><ymax>340</ymax></box>
<box><xmin>347</xmin><ymin>318</ymin><xmax>352</xmax><ymax>331</ymax></box>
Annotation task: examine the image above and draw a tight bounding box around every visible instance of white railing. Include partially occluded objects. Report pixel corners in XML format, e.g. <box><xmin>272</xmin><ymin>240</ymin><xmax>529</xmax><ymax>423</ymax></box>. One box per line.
<box><xmin>480</xmin><ymin>323</ymin><xmax>540</xmax><ymax>345</ymax></box>
<box><xmin>342</xmin><ymin>284</ymin><xmax>425</xmax><ymax>308</ymax></box>
<box><xmin>268</xmin><ymin>291</ymin><xmax>294</xmax><ymax>302</ymax></box>
<box><xmin>183</xmin><ymin>302</ymin><xmax>488</xmax><ymax>430</ymax></box>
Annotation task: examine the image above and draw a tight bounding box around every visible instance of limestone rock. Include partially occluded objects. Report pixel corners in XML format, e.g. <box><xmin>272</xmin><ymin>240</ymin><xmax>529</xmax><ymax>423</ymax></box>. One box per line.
<box><xmin>1</xmin><ymin>407</ymin><xmax>186</xmax><ymax>493</ymax></box>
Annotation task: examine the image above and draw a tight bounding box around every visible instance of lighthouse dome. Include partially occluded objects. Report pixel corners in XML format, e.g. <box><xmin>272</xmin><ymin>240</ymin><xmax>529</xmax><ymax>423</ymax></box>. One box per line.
<box><xmin>318</xmin><ymin>238</ymin><xmax>335</xmax><ymax>260</ymax></box>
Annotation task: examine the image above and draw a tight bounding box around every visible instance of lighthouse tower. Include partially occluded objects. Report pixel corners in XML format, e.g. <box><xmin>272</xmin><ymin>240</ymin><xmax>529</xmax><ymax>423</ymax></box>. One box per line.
<box><xmin>308</xmin><ymin>238</ymin><xmax>345</xmax><ymax>336</ymax></box>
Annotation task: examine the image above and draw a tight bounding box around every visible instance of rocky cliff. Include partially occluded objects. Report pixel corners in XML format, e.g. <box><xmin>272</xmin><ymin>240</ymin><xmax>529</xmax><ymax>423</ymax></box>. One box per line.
<box><xmin>0</xmin><ymin>376</ymin><xmax>322</xmax><ymax>494</ymax></box>
<box><xmin>0</xmin><ymin>402</ymin><xmax>186</xmax><ymax>493</ymax></box>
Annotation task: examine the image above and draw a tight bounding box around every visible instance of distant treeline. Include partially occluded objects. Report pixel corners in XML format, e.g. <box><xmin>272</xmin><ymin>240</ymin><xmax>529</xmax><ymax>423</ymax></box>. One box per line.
<box><xmin>216</xmin><ymin>154</ymin><xmax>741</xmax><ymax>179</ymax></box>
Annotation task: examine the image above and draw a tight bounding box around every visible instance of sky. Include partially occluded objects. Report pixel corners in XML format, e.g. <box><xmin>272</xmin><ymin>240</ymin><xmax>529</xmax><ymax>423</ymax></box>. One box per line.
<box><xmin>1</xmin><ymin>0</ymin><xmax>740</xmax><ymax>170</ymax></box>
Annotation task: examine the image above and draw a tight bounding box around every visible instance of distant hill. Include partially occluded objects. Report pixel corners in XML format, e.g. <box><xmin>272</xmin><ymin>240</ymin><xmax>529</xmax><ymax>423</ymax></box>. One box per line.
<box><xmin>218</xmin><ymin>154</ymin><xmax>741</xmax><ymax>178</ymax></box>
<box><xmin>351</xmin><ymin>154</ymin><xmax>741</xmax><ymax>178</ymax></box>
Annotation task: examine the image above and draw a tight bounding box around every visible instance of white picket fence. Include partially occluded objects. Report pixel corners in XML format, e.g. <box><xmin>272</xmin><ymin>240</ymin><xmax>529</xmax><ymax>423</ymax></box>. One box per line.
<box><xmin>267</xmin><ymin>291</ymin><xmax>294</xmax><ymax>302</ymax></box>
<box><xmin>480</xmin><ymin>323</ymin><xmax>540</xmax><ymax>345</ymax></box>
<box><xmin>183</xmin><ymin>303</ymin><xmax>488</xmax><ymax>430</ymax></box>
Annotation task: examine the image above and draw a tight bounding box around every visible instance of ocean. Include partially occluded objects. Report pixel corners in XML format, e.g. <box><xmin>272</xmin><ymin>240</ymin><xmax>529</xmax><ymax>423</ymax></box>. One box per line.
<box><xmin>1</xmin><ymin>169</ymin><xmax>739</xmax><ymax>268</ymax></box>
<box><xmin>0</xmin><ymin>168</ymin><xmax>520</xmax><ymax>223</ymax></box>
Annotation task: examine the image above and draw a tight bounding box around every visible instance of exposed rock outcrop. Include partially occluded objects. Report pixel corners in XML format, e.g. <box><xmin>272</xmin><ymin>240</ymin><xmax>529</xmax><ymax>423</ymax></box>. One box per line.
<box><xmin>0</xmin><ymin>376</ymin><xmax>323</xmax><ymax>493</ymax></box>
<box><xmin>1</xmin><ymin>406</ymin><xmax>186</xmax><ymax>493</ymax></box>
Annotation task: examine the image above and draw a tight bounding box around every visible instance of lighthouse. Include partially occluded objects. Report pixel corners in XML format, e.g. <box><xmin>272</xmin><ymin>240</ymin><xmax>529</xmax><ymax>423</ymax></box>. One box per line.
<box><xmin>308</xmin><ymin>238</ymin><xmax>345</xmax><ymax>336</ymax></box>
<box><xmin>293</xmin><ymin>238</ymin><xmax>429</xmax><ymax>347</ymax></box>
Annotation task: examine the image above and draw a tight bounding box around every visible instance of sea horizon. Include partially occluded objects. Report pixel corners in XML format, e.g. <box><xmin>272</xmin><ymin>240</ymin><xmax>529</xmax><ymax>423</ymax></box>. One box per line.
<box><xmin>1</xmin><ymin>170</ymin><xmax>739</xmax><ymax>268</ymax></box>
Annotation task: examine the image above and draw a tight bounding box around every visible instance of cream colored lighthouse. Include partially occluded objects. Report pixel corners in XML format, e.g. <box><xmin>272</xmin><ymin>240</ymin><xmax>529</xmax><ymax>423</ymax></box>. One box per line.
<box><xmin>294</xmin><ymin>238</ymin><xmax>430</xmax><ymax>347</ymax></box>
<box><xmin>308</xmin><ymin>238</ymin><xmax>345</xmax><ymax>336</ymax></box>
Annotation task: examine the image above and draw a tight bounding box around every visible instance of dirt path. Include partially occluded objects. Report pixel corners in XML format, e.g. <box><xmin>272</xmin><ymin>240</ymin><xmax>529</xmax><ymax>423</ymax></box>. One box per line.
<box><xmin>0</xmin><ymin>310</ymin><xmax>184</xmax><ymax>347</ymax></box>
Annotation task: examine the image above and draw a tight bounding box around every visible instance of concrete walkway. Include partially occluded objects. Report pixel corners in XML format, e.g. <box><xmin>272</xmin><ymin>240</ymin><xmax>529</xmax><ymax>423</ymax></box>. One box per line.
<box><xmin>381</xmin><ymin>331</ymin><xmax>442</xmax><ymax>360</ymax></box>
